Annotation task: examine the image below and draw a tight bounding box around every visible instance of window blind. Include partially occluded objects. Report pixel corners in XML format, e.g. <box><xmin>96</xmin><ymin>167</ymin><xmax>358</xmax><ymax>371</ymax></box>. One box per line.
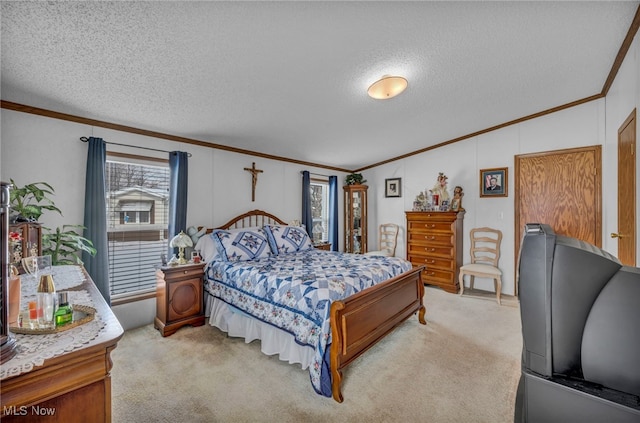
<box><xmin>106</xmin><ymin>158</ymin><xmax>170</xmax><ymax>298</ymax></box>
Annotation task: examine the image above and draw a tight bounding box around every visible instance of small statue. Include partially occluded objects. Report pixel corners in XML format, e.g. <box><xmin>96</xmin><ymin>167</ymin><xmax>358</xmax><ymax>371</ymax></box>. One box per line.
<box><xmin>452</xmin><ymin>185</ymin><xmax>464</xmax><ymax>211</ymax></box>
<box><xmin>431</xmin><ymin>172</ymin><xmax>449</xmax><ymax>204</ymax></box>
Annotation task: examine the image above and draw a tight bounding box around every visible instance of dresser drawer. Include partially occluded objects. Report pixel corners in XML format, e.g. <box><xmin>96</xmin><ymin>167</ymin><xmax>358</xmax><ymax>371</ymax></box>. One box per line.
<box><xmin>421</xmin><ymin>268</ymin><xmax>455</xmax><ymax>285</ymax></box>
<box><xmin>408</xmin><ymin>243</ymin><xmax>453</xmax><ymax>258</ymax></box>
<box><xmin>408</xmin><ymin>255</ymin><xmax>455</xmax><ymax>271</ymax></box>
<box><xmin>407</xmin><ymin>232</ymin><xmax>453</xmax><ymax>246</ymax></box>
<box><xmin>407</xmin><ymin>220</ymin><xmax>453</xmax><ymax>233</ymax></box>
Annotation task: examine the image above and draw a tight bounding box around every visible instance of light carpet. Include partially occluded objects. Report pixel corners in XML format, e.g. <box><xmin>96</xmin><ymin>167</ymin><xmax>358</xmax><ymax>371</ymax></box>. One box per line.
<box><xmin>111</xmin><ymin>287</ymin><xmax>522</xmax><ymax>423</ymax></box>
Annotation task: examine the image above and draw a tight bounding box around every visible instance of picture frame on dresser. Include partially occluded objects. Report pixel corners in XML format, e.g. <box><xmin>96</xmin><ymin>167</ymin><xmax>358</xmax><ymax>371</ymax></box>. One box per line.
<box><xmin>480</xmin><ymin>167</ymin><xmax>508</xmax><ymax>197</ymax></box>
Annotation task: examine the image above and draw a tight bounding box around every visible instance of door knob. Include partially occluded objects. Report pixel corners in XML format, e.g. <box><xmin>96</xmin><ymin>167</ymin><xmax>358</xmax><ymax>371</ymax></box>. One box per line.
<box><xmin>610</xmin><ymin>233</ymin><xmax>623</xmax><ymax>238</ymax></box>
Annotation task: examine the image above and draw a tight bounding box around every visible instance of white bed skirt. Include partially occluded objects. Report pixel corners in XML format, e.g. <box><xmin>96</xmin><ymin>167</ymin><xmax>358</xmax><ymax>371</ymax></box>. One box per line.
<box><xmin>205</xmin><ymin>293</ymin><xmax>314</xmax><ymax>370</ymax></box>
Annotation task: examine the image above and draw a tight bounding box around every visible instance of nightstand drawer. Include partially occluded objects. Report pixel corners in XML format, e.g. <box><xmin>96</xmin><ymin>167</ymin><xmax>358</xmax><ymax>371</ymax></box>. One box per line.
<box><xmin>163</xmin><ymin>266</ymin><xmax>204</xmax><ymax>282</ymax></box>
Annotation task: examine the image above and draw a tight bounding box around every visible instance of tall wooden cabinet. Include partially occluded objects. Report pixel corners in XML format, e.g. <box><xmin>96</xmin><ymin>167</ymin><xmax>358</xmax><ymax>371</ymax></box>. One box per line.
<box><xmin>405</xmin><ymin>211</ymin><xmax>465</xmax><ymax>293</ymax></box>
<box><xmin>343</xmin><ymin>184</ymin><xmax>368</xmax><ymax>254</ymax></box>
<box><xmin>8</xmin><ymin>222</ymin><xmax>42</xmax><ymax>268</ymax></box>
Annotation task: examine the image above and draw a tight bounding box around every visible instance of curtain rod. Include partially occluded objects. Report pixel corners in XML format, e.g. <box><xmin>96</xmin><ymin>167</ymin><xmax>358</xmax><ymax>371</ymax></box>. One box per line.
<box><xmin>300</xmin><ymin>171</ymin><xmax>333</xmax><ymax>178</ymax></box>
<box><xmin>80</xmin><ymin>137</ymin><xmax>192</xmax><ymax>157</ymax></box>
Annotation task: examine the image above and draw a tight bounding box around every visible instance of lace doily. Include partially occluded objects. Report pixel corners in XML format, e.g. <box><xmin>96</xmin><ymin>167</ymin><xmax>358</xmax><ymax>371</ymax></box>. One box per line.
<box><xmin>1</xmin><ymin>289</ymin><xmax>107</xmax><ymax>380</ymax></box>
<box><xmin>18</xmin><ymin>265</ymin><xmax>86</xmax><ymax>294</ymax></box>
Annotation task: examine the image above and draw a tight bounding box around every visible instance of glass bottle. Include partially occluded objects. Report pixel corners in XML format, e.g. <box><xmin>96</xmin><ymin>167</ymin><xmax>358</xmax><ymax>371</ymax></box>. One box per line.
<box><xmin>8</xmin><ymin>265</ymin><xmax>21</xmax><ymax>325</ymax></box>
<box><xmin>37</xmin><ymin>274</ymin><xmax>56</xmax><ymax>329</ymax></box>
<box><xmin>54</xmin><ymin>292</ymin><xmax>73</xmax><ymax>326</ymax></box>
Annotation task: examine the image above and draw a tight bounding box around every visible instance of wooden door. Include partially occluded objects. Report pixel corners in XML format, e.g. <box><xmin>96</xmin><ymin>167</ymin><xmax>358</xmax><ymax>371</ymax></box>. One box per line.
<box><xmin>515</xmin><ymin>145</ymin><xmax>602</xmax><ymax>294</ymax></box>
<box><xmin>616</xmin><ymin>109</ymin><xmax>636</xmax><ymax>265</ymax></box>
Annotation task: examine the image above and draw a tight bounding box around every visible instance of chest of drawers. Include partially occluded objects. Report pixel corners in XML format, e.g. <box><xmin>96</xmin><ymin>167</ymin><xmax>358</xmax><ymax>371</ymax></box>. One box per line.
<box><xmin>405</xmin><ymin>211</ymin><xmax>464</xmax><ymax>293</ymax></box>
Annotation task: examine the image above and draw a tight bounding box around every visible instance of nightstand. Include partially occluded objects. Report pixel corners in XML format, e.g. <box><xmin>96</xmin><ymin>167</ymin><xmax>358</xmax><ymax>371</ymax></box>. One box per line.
<box><xmin>314</xmin><ymin>242</ymin><xmax>332</xmax><ymax>251</ymax></box>
<box><xmin>154</xmin><ymin>262</ymin><xmax>205</xmax><ymax>337</ymax></box>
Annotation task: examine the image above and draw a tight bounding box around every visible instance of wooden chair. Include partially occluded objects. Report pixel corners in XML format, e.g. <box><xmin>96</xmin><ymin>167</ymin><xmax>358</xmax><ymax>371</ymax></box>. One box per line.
<box><xmin>458</xmin><ymin>227</ymin><xmax>503</xmax><ymax>304</ymax></box>
<box><xmin>365</xmin><ymin>223</ymin><xmax>400</xmax><ymax>257</ymax></box>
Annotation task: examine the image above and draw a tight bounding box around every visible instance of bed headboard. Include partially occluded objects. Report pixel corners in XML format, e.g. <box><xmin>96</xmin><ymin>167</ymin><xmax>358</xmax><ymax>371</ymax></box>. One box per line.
<box><xmin>207</xmin><ymin>209</ymin><xmax>289</xmax><ymax>232</ymax></box>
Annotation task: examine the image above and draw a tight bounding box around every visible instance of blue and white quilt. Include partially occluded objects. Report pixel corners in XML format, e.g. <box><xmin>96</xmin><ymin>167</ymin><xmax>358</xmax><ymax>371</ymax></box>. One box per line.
<box><xmin>204</xmin><ymin>249</ymin><xmax>413</xmax><ymax>397</ymax></box>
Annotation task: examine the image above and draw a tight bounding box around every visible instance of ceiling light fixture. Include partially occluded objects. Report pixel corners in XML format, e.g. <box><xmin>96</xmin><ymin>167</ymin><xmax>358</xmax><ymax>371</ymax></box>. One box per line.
<box><xmin>367</xmin><ymin>75</ymin><xmax>408</xmax><ymax>100</ymax></box>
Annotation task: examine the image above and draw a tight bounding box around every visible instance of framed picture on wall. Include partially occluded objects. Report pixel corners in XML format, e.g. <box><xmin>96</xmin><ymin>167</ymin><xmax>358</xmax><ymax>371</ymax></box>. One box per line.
<box><xmin>480</xmin><ymin>167</ymin><xmax>508</xmax><ymax>197</ymax></box>
<box><xmin>385</xmin><ymin>178</ymin><xmax>402</xmax><ymax>198</ymax></box>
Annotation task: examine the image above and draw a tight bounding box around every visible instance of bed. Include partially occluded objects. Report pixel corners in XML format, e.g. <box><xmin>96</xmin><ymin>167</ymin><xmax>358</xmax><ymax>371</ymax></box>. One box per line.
<box><xmin>198</xmin><ymin>209</ymin><xmax>426</xmax><ymax>402</ymax></box>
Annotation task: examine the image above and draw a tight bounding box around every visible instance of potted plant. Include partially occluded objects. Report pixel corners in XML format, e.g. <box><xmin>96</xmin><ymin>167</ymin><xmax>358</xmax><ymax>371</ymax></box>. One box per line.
<box><xmin>345</xmin><ymin>173</ymin><xmax>366</xmax><ymax>185</ymax></box>
<box><xmin>42</xmin><ymin>225</ymin><xmax>97</xmax><ymax>265</ymax></box>
<box><xmin>9</xmin><ymin>179</ymin><xmax>62</xmax><ymax>222</ymax></box>
<box><xmin>10</xmin><ymin>179</ymin><xmax>97</xmax><ymax>265</ymax></box>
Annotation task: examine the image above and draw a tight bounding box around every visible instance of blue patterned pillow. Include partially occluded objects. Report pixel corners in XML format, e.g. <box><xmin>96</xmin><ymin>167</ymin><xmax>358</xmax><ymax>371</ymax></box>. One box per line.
<box><xmin>211</xmin><ymin>227</ymin><xmax>272</xmax><ymax>262</ymax></box>
<box><xmin>264</xmin><ymin>224</ymin><xmax>314</xmax><ymax>255</ymax></box>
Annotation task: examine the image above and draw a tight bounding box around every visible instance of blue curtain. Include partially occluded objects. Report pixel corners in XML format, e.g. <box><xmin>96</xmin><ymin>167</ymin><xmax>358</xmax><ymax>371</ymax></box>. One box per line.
<box><xmin>82</xmin><ymin>137</ymin><xmax>110</xmax><ymax>304</ymax></box>
<box><xmin>169</xmin><ymin>151</ymin><xmax>189</xmax><ymax>255</ymax></box>
<box><xmin>301</xmin><ymin>171</ymin><xmax>313</xmax><ymax>236</ymax></box>
<box><xmin>328</xmin><ymin>176</ymin><xmax>338</xmax><ymax>251</ymax></box>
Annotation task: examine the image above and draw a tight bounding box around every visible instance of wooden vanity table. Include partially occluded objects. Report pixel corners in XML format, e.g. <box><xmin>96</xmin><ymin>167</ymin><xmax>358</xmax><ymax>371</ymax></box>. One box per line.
<box><xmin>0</xmin><ymin>269</ymin><xmax>123</xmax><ymax>422</ymax></box>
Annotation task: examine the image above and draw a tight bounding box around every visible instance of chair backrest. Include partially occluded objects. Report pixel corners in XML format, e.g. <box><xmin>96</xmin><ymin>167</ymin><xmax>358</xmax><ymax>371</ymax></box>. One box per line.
<box><xmin>469</xmin><ymin>227</ymin><xmax>502</xmax><ymax>267</ymax></box>
<box><xmin>379</xmin><ymin>223</ymin><xmax>400</xmax><ymax>256</ymax></box>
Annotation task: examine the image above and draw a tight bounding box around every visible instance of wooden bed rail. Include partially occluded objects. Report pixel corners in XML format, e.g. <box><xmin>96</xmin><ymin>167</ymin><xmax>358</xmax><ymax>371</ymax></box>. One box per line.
<box><xmin>329</xmin><ymin>265</ymin><xmax>426</xmax><ymax>403</ymax></box>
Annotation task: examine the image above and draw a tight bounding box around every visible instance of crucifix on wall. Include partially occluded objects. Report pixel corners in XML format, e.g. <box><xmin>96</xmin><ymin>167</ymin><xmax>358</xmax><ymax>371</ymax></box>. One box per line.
<box><xmin>244</xmin><ymin>162</ymin><xmax>263</xmax><ymax>202</ymax></box>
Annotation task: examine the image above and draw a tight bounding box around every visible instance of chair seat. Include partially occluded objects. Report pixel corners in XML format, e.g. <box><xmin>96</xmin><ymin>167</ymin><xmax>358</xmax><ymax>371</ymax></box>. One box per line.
<box><xmin>460</xmin><ymin>263</ymin><xmax>502</xmax><ymax>276</ymax></box>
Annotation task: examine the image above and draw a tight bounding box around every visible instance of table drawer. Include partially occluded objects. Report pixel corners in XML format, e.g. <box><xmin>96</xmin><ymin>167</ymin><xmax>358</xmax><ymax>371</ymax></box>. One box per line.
<box><xmin>408</xmin><ymin>232</ymin><xmax>453</xmax><ymax>245</ymax></box>
<box><xmin>408</xmin><ymin>255</ymin><xmax>455</xmax><ymax>271</ymax></box>
<box><xmin>407</xmin><ymin>244</ymin><xmax>453</xmax><ymax>258</ymax></box>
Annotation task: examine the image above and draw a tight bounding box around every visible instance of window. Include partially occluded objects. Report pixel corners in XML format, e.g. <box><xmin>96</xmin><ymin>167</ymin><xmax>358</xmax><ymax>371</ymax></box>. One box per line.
<box><xmin>310</xmin><ymin>179</ymin><xmax>329</xmax><ymax>243</ymax></box>
<box><xmin>106</xmin><ymin>154</ymin><xmax>170</xmax><ymax>300</ymax></box>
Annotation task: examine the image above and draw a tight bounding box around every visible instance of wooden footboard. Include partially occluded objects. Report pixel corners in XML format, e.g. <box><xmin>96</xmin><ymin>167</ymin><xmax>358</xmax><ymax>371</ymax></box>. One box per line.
<box><xmin>329</xmin><ymin>265</ymin><xmax>426</xmax><ymax>402</ymax></box>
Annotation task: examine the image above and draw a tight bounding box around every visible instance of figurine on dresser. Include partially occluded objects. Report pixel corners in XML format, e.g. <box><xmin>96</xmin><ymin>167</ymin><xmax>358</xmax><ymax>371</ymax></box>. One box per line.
<box><xmin>451</xmin><ymin>185</ymin><xmax>464</xmax><ymax>211</ymax></box>
<box><xmin>431</xmin><ymin>172</ymin><xmax>450</xmax><ymax>205</ymax></box>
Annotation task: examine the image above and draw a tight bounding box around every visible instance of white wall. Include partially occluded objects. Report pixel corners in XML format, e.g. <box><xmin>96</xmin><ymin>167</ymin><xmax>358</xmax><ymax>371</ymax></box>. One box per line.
<box><xmin>367</xmin><ymin>101</ymin><xmax>604</xmax><ymax>297</ymax></box>
<box><xmin>0</xmin><ymin>110</ymin><xmax>347</xmax><ymax>235</ymax></box>
<box><xmin>367</xmin><ymin>30</ymin><xmax>640</xmax><ymax>297</ymax></box>
<box><xmin>0</xmin><ymin>110</ymin><xmax>347</xmax><ymax>329</ymax></box>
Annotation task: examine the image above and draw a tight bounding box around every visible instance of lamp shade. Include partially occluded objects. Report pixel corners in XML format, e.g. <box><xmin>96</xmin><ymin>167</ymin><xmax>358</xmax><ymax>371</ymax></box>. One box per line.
<box><xmin>367</xmin><ymin>75</ymin><xmax>408</xmax><ymax>100</ymax></box>
<box><xmin>170</xmin><ymin>231</ymin><xmax>193</xmax><ymax>248</ymax></box>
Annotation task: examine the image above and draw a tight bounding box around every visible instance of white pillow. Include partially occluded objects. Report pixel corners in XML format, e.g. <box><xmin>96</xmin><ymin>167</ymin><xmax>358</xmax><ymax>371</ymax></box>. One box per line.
<box><xmin>211</xmin><ymin>227</ymin><xmax>272</xmax><ymax>262</ymax></box>
<box><xmin>194</xmin><ymin>233</ymin><xmax>219</xmax><ymax>262</ymax></box>
<box><xmin>264</xmin><ymin>224</ymin><xmax>314</xmax><ymax>255</ymax></box>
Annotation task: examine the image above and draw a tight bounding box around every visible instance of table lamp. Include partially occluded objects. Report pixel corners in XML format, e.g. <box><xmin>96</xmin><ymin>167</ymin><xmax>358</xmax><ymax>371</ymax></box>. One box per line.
<box><xmin>170</xmin><ymin>231</ymin><xmax>193</xmax><ymax>265</ymax></box>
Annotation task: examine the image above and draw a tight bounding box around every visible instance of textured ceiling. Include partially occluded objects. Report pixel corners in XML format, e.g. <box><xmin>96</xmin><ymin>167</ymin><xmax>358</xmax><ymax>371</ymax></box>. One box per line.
<box><xmin>1</xmin><ymin>1</ymin><xmax>637</xmax><ymax>170</ymax></box>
